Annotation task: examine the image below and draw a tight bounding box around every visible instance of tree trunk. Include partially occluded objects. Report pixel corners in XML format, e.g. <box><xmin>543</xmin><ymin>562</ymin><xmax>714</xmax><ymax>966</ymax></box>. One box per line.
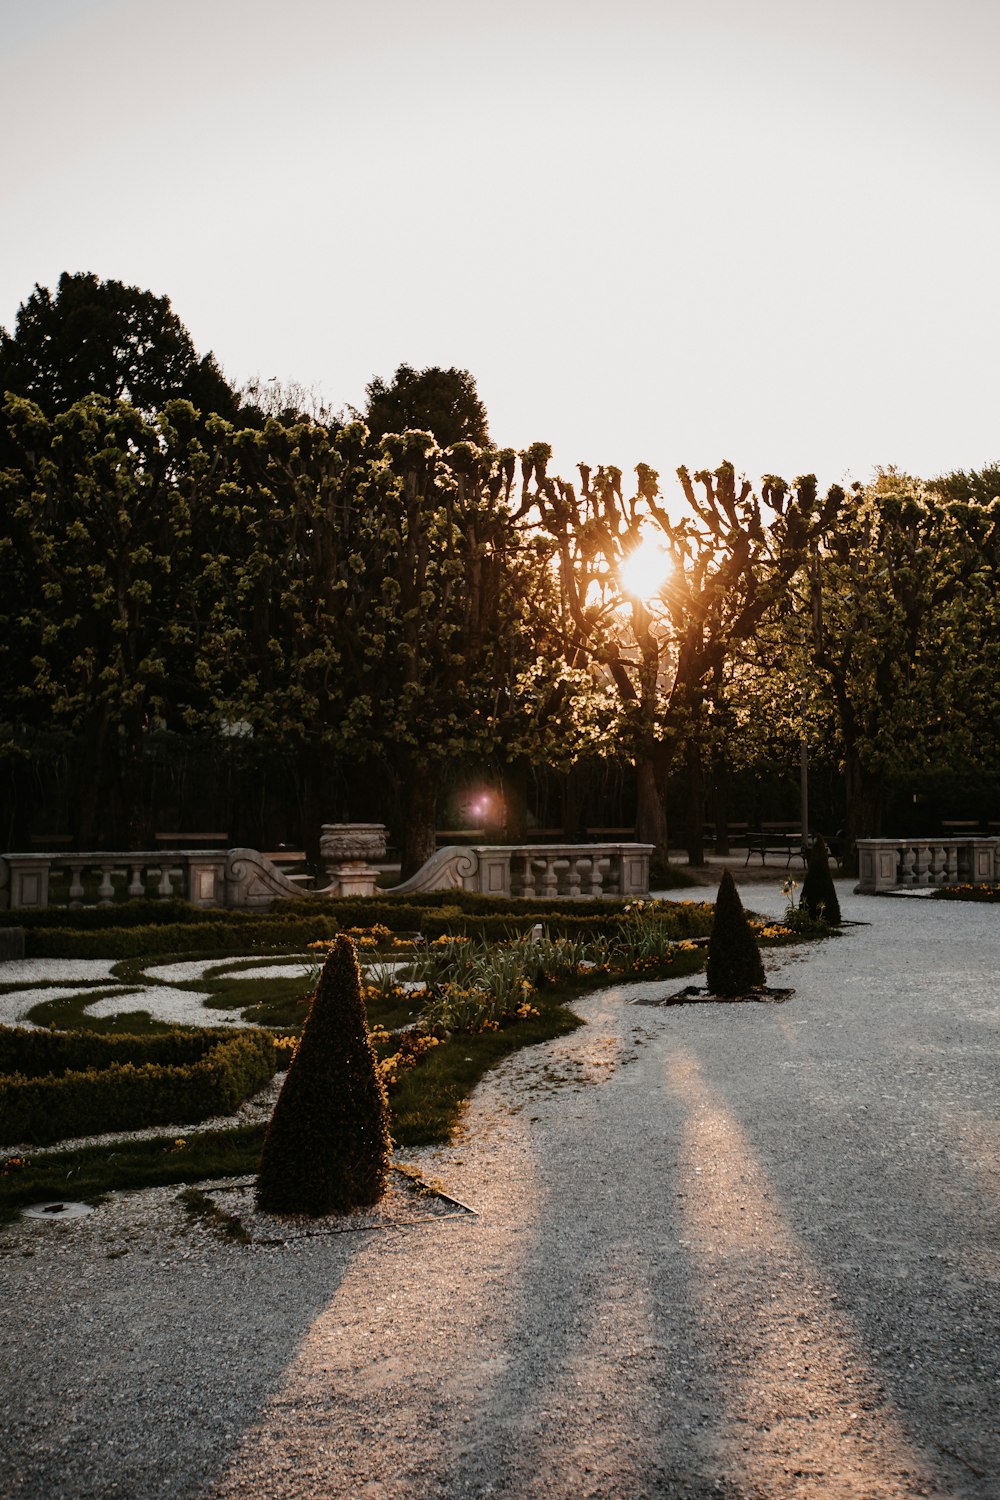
<box><xmin>684</xmin><ymin>739</ymin><xmax>706</xmax><ymax>866</ymax></box>
<box><xmin>844</xmin><ymin>745</ymin><xmax>883</xmax><ymax>876</ymax></box>
<box><xmin>501</xmin><ymin>757</ymin><xmax>530</xmax><ymax>842</ymax></box>
<box><xmin>73</xmin><ymin>710</ymin><xmax>113</xmax><ymax>848</ymax></box>
<box><xmin>399</xmin><ymin>761</ymin><xmax>438</xmax><ymax>880</ymax></box>
<box><xmin>561</xmin><ymin>763</ymin><xmax>586</xmax><ymax>842</ymax></box>
<box><xmin>711</xmin><ymin>746</ymin><xmax>730</xmax><ymax>856</ymax></box>
<box><xmin>635</xmin><ymin>749</ymin><xmax>669</xmax><ymax>867</ymax></box>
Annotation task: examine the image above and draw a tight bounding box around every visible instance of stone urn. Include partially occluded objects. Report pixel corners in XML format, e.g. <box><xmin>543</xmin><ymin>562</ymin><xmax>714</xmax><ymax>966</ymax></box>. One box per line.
<box><xmin>319</xmin><ymin>823</ymin><xmax>388</xmax><ymax>898</ymax></box>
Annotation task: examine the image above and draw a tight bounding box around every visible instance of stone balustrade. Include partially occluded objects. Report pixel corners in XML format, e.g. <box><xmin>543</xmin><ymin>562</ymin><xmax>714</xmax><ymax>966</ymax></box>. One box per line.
<box><xmin>856</xmin><ymin>837</ymin><xmax>1000</xmax><ymax>894</ymax></box>
<box><xmin>392</xmin><ymin>843</ymin><xmax>654</xmax><ymax>900</ymax></box>
<box><xmin>0</xmin><ymin>850</ymin><xmax>230</xmax><ymax>910</ymax></box>
<box><xmin>0</xmin><ymin>839</ymin><xmax>655</xmax><ymax>911</ymax></box>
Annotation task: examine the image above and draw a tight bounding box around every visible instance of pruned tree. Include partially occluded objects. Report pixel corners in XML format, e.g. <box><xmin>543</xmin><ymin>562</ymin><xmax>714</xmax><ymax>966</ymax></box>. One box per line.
<box><xmin>805</xmin><ymin>471</ymin><xmax>1000</xmax><ymax>866</ymax></box>
<box><xmin>527</xmin><ymin>457</ymin><xmax>842</xmax><ymax>863</ymax></box>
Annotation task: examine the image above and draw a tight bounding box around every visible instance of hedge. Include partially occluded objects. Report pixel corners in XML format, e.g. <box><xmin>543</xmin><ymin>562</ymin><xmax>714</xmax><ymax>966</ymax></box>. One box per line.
<box><xmin>0</xmin><ymin>1026</ymin><xmax>276</xmax><ymax>1146</ymax></box>
<box><xmin>8</xmin><ymin>893</ymin><xmax>716</xmax><ymax>958</ymax></box>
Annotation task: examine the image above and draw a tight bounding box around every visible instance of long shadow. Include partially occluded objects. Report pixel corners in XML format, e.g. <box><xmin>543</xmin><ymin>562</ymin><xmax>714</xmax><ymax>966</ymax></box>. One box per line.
<box><xmin>0</xmin><ymin>1205</ymin><xmax>366</xmax><ymax>1500</ymax></box>
<box><xmin>671</xmin><ymin>903</ymin><xmax>1000</xmax><ymax>1496</ymax></box>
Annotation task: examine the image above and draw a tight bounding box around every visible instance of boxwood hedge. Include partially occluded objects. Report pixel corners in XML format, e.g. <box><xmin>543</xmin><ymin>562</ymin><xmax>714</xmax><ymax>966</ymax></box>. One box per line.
<box><xmin>0</xmin><ymin>1025</ymin><xmax>276</xmax><ymax>1146</ymax></box>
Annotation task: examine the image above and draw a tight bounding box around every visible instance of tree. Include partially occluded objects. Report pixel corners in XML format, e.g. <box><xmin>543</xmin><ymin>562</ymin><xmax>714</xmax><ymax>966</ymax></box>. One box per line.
<box><xmin>528</xmin><ymin>457</ymin><xmax>842</xmax><ymax>864</ymax></box>
<box><xmin>256</xmin><ymin>935</ymin><xmax>391</xmax><ymax>1217</ymax></box>
<box><xmin>799</xmin><ymin>835</ymin><xmax>842</xmax><ymax>925</ymax></box>
<box><xmin>705</xmin><ymin>868</ymin><xmax>766</xmax><ymax>997</ymax></box>
<box><xmin>0</xmin><ymin>271</ymin><xmax>237</xmax><ymax>419</ymax></box>
<box><xmin>0</xmin><ymin>393</ymin><xmax>220</xmax><ymax>845</ymax></box>
<box><xmin>805</xmin><ymin>472</ymin><xmax>1000</xmax><ymax>866</ymax></box>
<box><xmin>361</xmin><ymin>364</ymin><xmax>489</xmax><ymax>447</ymax></box>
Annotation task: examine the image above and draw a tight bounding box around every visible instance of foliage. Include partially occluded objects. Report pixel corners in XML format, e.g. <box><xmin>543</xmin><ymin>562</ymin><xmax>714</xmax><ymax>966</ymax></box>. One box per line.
<box><xmin>798</xmin><ymin>836</ymin><xmax>842</xmax><ymax>925</ymax></box>
<box><xmin>804</xmin><ymin>471</ymin><xmax>1000</xmax><ymax>860</ymax></box>
<box><xmin>256</xmin><ymin>935</ymin><xmax>391</xmax><ymax>1216</ymax></box>
<box><xmin>705</xmin><ymin>869</ymin><xmax>766</xmax><ymax>997</ymax></box>
<box><xmin>527</xmin><ymin>460</ymin><xmax>843</xmax><ymax>861</ymax></box>
<box><xmin>0</xmin><ymin>1026</ymin><xmax>275</xmax><ymax>1146</ymax></box>
<box><xmin>0</xmin><ymin>271</ymin><xmax>236</xmax><ymax>419</ymax></box>
<box><xmin>361</xmin><ymin>363</ymin><xmax>489</xmax><ymax>447</ymax></box>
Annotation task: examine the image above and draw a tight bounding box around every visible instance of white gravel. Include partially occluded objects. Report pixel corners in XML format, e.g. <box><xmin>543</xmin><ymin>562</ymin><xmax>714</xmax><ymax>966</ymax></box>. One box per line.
<box><xmin>80</xmin><ymin>985</ymin><xmax>246</xmax><ymax>1028</ymax></box>
<box><xmin>0</xmin><ymin>986</ymin><xmax>133</xmax><ymax>1029</ymax></box>
<box><xmin>0</xmin><ymin>958</ymin><xmax>118</xmax><ymax>984</ymax></box>
<box><xmin>1</xmin><ymin>880</ymin><xmax>998</xmax><ymax>1499</ymax></box>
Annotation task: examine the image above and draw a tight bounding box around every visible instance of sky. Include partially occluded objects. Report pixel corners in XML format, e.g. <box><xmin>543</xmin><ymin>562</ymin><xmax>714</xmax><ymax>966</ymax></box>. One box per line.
<box><xmin>1</xmin><ymin>0</ymin><xmax>998</xmax><ymax>495</ymax></box>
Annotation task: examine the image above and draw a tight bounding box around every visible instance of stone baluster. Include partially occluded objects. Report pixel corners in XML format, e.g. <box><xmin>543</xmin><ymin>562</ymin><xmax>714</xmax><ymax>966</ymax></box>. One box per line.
<box><xmin>567</xmin><ymin>856</ymin><xmax>589</xmax><ymax>897</ymax></box>
<box><xmin>518</xmin><ymin>854</ymin><xmax>537</xmax><ymax>899</ymax></box>
<box><xmin>929</xmin><ymin>844</ymin><xmax>947</xmax><ymax>886</ymax></box>
<box><xmin>899</xmin><ymin>845</ymin><xmax>916</xmax><ymax>888</ymax></box>
<box><xmin>589</xmin><ymin>857</ymin><xmax>611</xmax><ymax>896</ymax></box>
<box><xmin>154</xmin><ymin>864</ymin><xmax>176</xmax><ymax>899</ymax></box>
<box><xmin>97</xmin><ymin>863</ymin><xmax>116</xmax><ymax>905</ymax></box>
<box><xmin>128</xmin><ymin>862</ymin><xmax>146</xmax><ymax>898</ymax></box>
<box><xmin>913</xmin><ymin>842</ymin><xmax>932</xmax><ymax>886</ymax></box>
<box><xmin>944</xmin><ymin>845</ymin><xmax>959</xmax><ymax>884</ymax></box>
<box><xmin>66</xmin><ymin>861</ymin><xmax>86</xmax><ymax>906</ymax></box>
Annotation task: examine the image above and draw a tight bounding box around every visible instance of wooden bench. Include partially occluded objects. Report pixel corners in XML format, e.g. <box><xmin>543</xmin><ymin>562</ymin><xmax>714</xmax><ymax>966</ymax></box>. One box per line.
<box><xmin>154</xmin><ymin>832</ymin><xmax>229</xmax><ymax>849</ymax></box>
<box><xmin>263</xmin><ymin>850</ymin><xmax>312</xmax><ymax>886</ymax></box>
<box><xmin>745</xmin><ymin>823</ymin><xmax>808</xmax><ymax>867</ymax></box>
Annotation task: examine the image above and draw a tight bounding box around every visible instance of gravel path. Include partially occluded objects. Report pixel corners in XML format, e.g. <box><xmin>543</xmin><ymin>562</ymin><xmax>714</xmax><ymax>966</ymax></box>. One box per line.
<box><xmin>1</xmin><ymin>883</ymin><xmax>998</xmax><ymax>1499</ymax></box>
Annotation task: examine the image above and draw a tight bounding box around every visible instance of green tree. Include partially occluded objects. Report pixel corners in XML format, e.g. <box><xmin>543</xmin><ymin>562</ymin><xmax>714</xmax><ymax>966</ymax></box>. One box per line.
<box><xmin>361</xmin><ymin>364</ymin><xmax>489</xmax><ymax>447</ymax></box>
<box><xmin>256</xmin><ymin>935</ymin><xmax>391</xmax><ymax>1217</ymax></box>
<box><xmin>0</xmin><ymin>272</ymin><xmax>237</xmax><ymax>419</ymax></box>
<box><xmin>0</xmin><ymin>394</ymin><xmax>219</xmax><ymax>845</ymax></box>
<box><xmin>529</xmin><ymin>457</ymin><xmax>841</xmax><ymax>864</ymax></box>
<box><xmin>805</xmin><ymin>471</ymin><xmax>1000</xmax><ymax>865</ymax></box>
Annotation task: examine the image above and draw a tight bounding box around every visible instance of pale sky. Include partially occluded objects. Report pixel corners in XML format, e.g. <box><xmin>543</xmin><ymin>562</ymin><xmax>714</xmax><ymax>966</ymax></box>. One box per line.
<box><xmin>1</xmin><ymin>0</ymin><xmax>998</xmax><ymax>493</ymax></box>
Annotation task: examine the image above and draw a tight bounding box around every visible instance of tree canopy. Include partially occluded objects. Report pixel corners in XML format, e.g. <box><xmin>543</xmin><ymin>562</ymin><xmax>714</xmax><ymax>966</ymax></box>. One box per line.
<box><xmin>361</xmin><ymin>364</ymin><xmax>489</xmax><ymax>448</ymax></box>
<box><xmin>0</xmin><ymin>272</ymin><xmax>238</xmax><ymax>419</ymax></box>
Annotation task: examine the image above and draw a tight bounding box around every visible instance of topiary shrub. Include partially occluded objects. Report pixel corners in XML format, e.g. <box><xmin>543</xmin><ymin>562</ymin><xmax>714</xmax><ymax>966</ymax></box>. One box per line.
<box><xmin>256</xmin><ymin>934</ymin><xmax>391</xmax><ymax>1217</ymax></box>
<box><xmin>705</xmin><ymin>869</ymin><xmax>766</xmax><ymax>998</ymax></box>
<box><xmin>798</xmin><ymin>836</ymin><xmax>842</xmax><ymax>925</ymax></box>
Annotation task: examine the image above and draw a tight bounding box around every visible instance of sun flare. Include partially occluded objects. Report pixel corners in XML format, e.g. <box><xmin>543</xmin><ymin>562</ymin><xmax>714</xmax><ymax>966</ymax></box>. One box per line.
<box><xmin>618</xmin><ymin>532</ymin><xmax>672</xmax><ymax>601</ymax></box>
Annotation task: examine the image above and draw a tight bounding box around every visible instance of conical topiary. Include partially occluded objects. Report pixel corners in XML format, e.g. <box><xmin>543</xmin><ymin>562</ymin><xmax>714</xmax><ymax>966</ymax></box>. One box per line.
<box><xmin>256</xmin><ymin>934</ymin><xmax>391</xmax><ymax>1217</ymax></box>
<box><xmin>799</xmin><ymin>835</ymin><xmax>842</xmax><ymax>925</ymax></box>
<box><xmin>705</xmin><ymin>868</ymin><xmax>766</xmax><ymax>998</ymax></box>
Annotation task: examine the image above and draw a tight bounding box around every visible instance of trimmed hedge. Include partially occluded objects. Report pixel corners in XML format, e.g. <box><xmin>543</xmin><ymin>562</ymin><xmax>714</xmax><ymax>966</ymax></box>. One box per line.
<box><xmin>9</xmin><ymin>893</ymin><xmax>716</xmax><ymax>958</ymax></box>
<box><xmin>0</xmin><ymin>1026</ymin><xmax>276</xmax><ymax>1146</ymax></box>
<box><xmin>256</xmin><ymin>935</ymin><xmax>391</xmax><ymax>1217</ymax></box>
<box><xmin>24</xmin><ymin>916</ymin><xmax>343</xmax><ymax>959</ymax></box>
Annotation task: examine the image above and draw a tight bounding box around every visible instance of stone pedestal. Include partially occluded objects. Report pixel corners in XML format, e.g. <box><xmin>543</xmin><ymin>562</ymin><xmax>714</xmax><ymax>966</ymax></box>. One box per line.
<box><xmin>319</xmin><ymin>824</ymin><xmax>388</xmax><ymax>899</ymax></box>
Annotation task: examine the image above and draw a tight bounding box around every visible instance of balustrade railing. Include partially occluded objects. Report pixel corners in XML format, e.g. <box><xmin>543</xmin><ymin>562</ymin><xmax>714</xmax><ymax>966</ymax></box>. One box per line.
<box><xmin>1</xmin><ymin>840</ymin><xmax>656</xmax><ymax>910</ymax></box>
<box><xmin>0</xmin><ymin>850</ymin><xmax>228</xmax><ymax>911</ymax></box>
<box><xmin>856</xmin><ymin>837</ymin><xmax>999</xmax><ymax>894</ymax></box>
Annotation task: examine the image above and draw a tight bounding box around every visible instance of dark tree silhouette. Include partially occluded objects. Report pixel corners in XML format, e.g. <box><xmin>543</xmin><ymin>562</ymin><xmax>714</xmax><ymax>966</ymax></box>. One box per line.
<box><xmin>705</xmin><ymin>868</ymin><xmax>766</xmax><ymax>997</ymax></box>
<box><xmin>361</xmin><ymin>363</ymin><xmax>489</xmax><ymax>447</ymax></box>
<box><xmin>256</xmin><ymin>935</ymin><xmax>391</xmax><ymax>1217</ymax></box>
<box><xmin>0</xmin><ymin>271</ymin><xmax>237</xmax><ymax>418</ymax></box>
<box><xmin>799</xmin><ymin>835</ymin><xmax>842</xmax><ymax>925</ymax></box>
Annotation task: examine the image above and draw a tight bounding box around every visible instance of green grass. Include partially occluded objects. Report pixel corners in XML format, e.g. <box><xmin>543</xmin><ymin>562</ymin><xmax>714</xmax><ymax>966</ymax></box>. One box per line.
<box><xmin>0</xmin><ymin>1124</ymin><xmax>266</xmax><ymax>1225</ymax></box>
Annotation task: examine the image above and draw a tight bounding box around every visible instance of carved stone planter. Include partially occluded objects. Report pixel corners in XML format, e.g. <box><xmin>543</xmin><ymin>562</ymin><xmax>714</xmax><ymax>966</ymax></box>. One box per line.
<box><xmin>319</xmin><ymin>823</ymin><xmax>388</xmax><ymax>898</ymax></box>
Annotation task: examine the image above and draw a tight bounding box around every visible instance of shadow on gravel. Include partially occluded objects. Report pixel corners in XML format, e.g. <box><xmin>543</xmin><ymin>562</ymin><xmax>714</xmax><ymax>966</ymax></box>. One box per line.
<box><xmin>675</xmin><ymin>905</ymin><xmax>1000</xmax><ymax>1497</ymax></box>
<box><xmin>0</xmin><ymin>1218</ymin><xmax>363</xmax><ymax>1500</ymax></box>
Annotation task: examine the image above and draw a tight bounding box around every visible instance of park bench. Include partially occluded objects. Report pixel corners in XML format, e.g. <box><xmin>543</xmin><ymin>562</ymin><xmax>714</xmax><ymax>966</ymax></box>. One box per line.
<box><xmin>154</xmin><ymin>831</ymin><xmax>229</xmax><ymax>848</ymax></box>
<box><xmin>744</xmin><ymin>822</ymin><xmax>808</xmax><ymax>867</ymax></box>
<box><xmin>263</xmin><ymin>850</ymin><xmax>312</xmax><ymax>887</ymax></box>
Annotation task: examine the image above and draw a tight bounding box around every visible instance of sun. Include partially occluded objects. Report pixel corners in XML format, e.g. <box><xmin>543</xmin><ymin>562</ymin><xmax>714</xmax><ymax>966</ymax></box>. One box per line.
<box><xmin>618</xmin><ymin>532</ymin><xmax>672</xmax><ymax>601</ymax></box>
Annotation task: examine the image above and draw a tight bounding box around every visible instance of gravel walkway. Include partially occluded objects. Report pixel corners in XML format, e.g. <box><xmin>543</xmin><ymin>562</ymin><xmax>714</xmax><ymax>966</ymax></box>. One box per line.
<box><xmin>1</xmin><ymin>883</ymin><xmax>998</xmax><ymax>1499</ymax></box>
